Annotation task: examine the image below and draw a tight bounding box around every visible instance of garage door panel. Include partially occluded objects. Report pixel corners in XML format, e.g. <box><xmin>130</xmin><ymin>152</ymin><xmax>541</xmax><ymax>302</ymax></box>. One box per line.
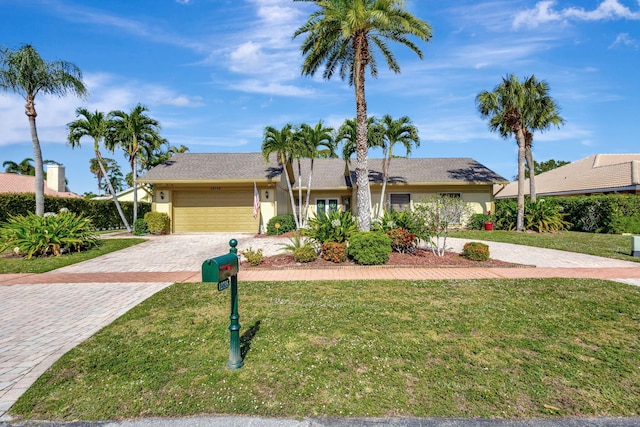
<box><xmin>173</xmin><ymin>190</ymin><xmax>257</xmax><ymax>233</ymax></box>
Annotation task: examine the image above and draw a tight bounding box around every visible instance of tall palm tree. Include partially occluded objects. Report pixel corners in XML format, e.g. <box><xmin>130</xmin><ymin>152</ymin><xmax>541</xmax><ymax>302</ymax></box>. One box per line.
<box><xmin>262</xmin><ymin>124</ymin><xmax>300</xmax><ymax>229</ymax></box>
<box><xmin>522</xmin><ymin>78</ymin><xmax>564</xmax><ymax>202</ymax></box>
<box><xmin>68</xmin><ymin>108</ymin><xmax>131</xmax><ymax>232</ymax></box>
<box><xmin>337</xmin><ymin>117</ymin><xmax>383</xmax><ymax>163</ymax></box>
<box><xmin>298</xmin><ymin>121</ymin><xmax>336</xmax><ymax>225</ymax></box>
<box><xmin>106</xmin><ymin>104</ymin><xmax>163</xmax><ymax>224</ymax></box>
<box><xmin>3</xmin><ymin>157</ymin><xmax>35</xmax><ymax>175</ymax></box>
<box><xmin>476</xmin><ymin>74</ymin><xmax>563</xmax><ymax>231</ymax></box>
<box><xmin>377</xmin><ymin>114</ymin><xmax>420</xmax><ymax>217</ymax></box>
<box><xmin>294</xmin><ymin>0</ymin><xmax>432</xmax><ymax>231</ymax></box>
<box><xmin>0</xmin><ymin>44</ymin><xmax>87</xmax><ymax>215</ymax></box>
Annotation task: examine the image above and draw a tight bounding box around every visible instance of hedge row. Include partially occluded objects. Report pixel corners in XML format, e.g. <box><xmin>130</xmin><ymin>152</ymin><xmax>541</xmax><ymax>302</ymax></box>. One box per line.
<box><xmin>0</xmin><ymin>194</ymin><xmax>151</xmax><ymax>230</ymax></box>
<box><xmin>495</xmin><ymin>194</ymin><xmax>640</xmax><ymax>234</ymax></box>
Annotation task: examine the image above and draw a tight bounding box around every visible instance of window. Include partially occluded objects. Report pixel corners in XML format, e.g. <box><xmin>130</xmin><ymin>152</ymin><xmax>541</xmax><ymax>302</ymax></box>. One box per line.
<box><xmin>389</xmin><ymin>193</ymin><xmax>410</xmax><ymax>212</ymax></box>
<box><xmin>316</xmin><ymin>199</ymin><xmax>339</xmax><ymax>215</ymax></box>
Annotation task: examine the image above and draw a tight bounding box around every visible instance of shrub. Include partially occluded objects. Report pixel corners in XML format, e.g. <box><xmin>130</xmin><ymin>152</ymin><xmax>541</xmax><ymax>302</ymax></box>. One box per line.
<box><xmin>293</xmin><ymin>245</ymin><xmax>318</xmax><ymax>263</ymax></box>
<box><xmin>413</xmin><ymin>195</ymin><xmax>473</xmax><ymax>256</ymax></box>
<box><xmin>495</xmin><ymin>198</ymin><xmax>569</xmax><ymax>232</ymax></box>
<box><xmin>240</xmin><ymin>247</ymin><xmax>264</xmax><ymax>266</ymax></box>
<box><xmin>385</xmin><ymin>228</ymin><xmax>416</xmax><ymax>253</ymax></box>
<box><xmin>321</xmin><ymin>241</ymin><xmax>347</xmax><ymax>263</ymax></box>
<box><xmin>144</xmin><ymin>212</ymin><xmax>170</xmax><ymax>234</ymax></box>
<box><xmin>279</xmin><ymin>232</ymin><xmax>315</xmax><ymax>254</ymax></box>
<box><xmin>609</xmin><ymin>214</ymin><xmax>640</xmax><ymax>234</ymax></box>
<box><xmin>373</xmin><ymin>210</ymin><xmax>423</xmax><ymax>237</ymax></box>
<box><xmin>302</xmin><ymin>210</ymin><xmax>358</xmax><ymax>244</ymax></box>
<box><xmin>347</xmin><ymin>232</ymin><xmax>391</xmax><ymax>265</ymax></box>
<box><xmin>266</xmin><ymin>214</ymin><xmax>296</xmax><ymax>235</ymax></box>
<box><xmin>467</xmin><ymin>213</ymin><xmax>491</xmax><ymax>230</ymax></box>
<box><xmin>0</xmin><ymin>210</ymin><xmax>99</xmax><ymax>259</ymax></box>
<box><xmin>132</xmin><ymin>218</ymin><xmax>148</xmax><ymax>236</ymax></box>
<box><xmin>461</xmin><ymin>242</ymin><xmax>490</xmax><ymax>261</ymax></box>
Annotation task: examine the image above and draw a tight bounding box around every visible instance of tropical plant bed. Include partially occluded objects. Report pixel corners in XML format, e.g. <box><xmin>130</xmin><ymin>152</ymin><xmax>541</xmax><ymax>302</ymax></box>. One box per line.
<box><xmin>241</xmin><ymin>248</ymin><xmax>526</xmax><ymax>269</ymax></box>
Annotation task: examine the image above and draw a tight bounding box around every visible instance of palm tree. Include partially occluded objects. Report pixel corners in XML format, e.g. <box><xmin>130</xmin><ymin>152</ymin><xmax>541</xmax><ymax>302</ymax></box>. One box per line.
<box><xmin>106</xmin><ymin>104</ymin><xmax>163</xmax><ymax>224</ymax></box>
<box><xmin>262</xmin><ymin>124</ymin><xmax>300</xmax><ymax>228</ymax></box>
<box><xmin>294</xmin><ymin>0</ymin><xmax>432</xmax><ymax>231</ymax></box>
<box><xmin>337</xmin><ymin>117</ymin><xmax>383</xmax><ymax>162</ymax></box>
<box><xmin>476</xmin><ymin>74</ymin><xmax>563</xmax><ymax>231</ymax></box>
<box><xmin>298</xmin><ymin>120</ymin><xmax>336</xmax><ymax>225</ymax></box>
<box><xmin>89</xmin><ymin>156</ymin><xmax>123</xmax><ymax>193</ymax></box>
<box><xmin>377</xmin><ymin>114</ymin><xmax>420</xmax><ymax>217</ymax></box>
<box><xmin>3</xmin><ymin>157</ymin><xmax>35</xmax><ymax>175</ymax></box>
<box><xmin>522</xmin><ymin>78</ymin><xmax>564</xmax><ymax>202</ymax></box>
<box><xmin>68</xmin><ymin>108</ymin><xmax>131</xmax><ymax>232</ymax></box>
<box><xmin>0</xmin><ymin>44</ymin><xmax>87</xmax><ymax>215</ymax></box>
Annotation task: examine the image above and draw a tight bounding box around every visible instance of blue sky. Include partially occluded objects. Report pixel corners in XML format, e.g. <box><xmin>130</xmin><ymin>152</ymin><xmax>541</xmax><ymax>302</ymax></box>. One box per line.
<box><xmin>1</xmin><ymin>0</ymin><xmax>639</xmax><ymax>195</ymax></box>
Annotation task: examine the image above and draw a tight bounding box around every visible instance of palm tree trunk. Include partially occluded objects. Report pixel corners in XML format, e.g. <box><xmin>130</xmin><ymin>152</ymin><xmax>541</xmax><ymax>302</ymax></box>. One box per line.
<box><xmin>378</xmin><ymin>154</ymin><xmax>389</xmax><ymax>218</ymax></box>
<box><xmin>354</xmin><ymin>36</ymin><xmax>372</xmax><ymax>232</ymax></box>
<box><xmin>516</xmin><ymin>128</ymin><xmax>527</xmax><ymax>232</ymax></box>
<box><xmin>26</xmin><ymin>99</ymin><xmax>45</xmax><ymax>216</ymax></box>
<box><xmin>303</xmin><ymin>159</ymin><xmax>314</xmax><ymax>226</ymax></box>
<box><xmin>297</xmin><ymin>159</ymin><xmax>303</xmax><ymax>223</ymax></box>
<box><xmin>282</xmin><ymin>160</ymin><xmax>300</xmax><ymax>229</ymax></box>
<box><xmin>97</xmin><ymin>150</ymin><xmax>131</xmax><ymax>232</ymax></box>
<box><xmin>525</xmin><ymin>144</ymin><xmax>536</xmax><ymax>203</ymax></box>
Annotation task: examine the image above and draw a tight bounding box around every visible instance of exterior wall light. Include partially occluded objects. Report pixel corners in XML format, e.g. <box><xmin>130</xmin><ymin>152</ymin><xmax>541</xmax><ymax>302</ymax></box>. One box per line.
<box><xmin>265</xmin><ymin>190</ymin><xmax>269</xmax><ymax>200</ymax></box>
<box><xmin>160</xmin><ymin>191</ymin><xmax>165</xmax><ymax>200</ymax></box>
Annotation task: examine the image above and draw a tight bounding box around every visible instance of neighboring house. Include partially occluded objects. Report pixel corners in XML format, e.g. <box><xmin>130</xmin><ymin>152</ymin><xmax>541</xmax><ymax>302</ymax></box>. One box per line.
<box><xmin>0</xmin><ymin>164</ymin><xmax>81</xmax><ymax>199</ymax></box>
<box><xmin>496</xmin><ymin>154</ymin><xmax>640</xmax><ymax>199</ymax></box>
<box><xmin>92</xmin><ymin>185</ymin><xmax>152</xmax><ymax>203</ymax></box>
<box><xmin>138</xmin><ymin>153</ymin><xmax>508</xmax><ymax>233</ymax></box>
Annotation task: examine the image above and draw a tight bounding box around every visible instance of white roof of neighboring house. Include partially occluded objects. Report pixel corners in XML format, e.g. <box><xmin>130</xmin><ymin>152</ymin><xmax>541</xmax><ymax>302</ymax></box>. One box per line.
<box><xmin>496</xmin><ymin>154</ymin><xmax>640</xmax><ymax>198</ymax></box>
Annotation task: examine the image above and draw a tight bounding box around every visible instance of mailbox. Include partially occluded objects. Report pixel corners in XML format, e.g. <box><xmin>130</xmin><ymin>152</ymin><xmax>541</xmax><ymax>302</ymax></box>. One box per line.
<box><xmin>202</xmin><ymin>252</ymin><xmax>239</xmax><ymax>288</ymax></box>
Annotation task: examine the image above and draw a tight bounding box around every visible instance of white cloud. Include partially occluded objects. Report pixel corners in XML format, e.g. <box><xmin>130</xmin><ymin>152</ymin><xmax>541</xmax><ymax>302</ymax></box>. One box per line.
<box><xmin>609</xmin><ymin>32</ymin><xmax>639</xmax><ymax>48</ymax></box>
<box><xmin>229</xmin><ymin>80</ymin><xmax>314</xmax><ymax>97</ymax></box>
<box><xmin>513</xmin><ymin>0</ymin><xmax>640</xmax><ymax>29</ymax></box>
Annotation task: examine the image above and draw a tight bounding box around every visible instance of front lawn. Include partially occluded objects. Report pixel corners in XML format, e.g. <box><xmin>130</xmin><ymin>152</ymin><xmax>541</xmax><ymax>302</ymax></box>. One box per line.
<box><xmin>451</xmin><ymin>230</ymin><xmax>638</xmax><ymax>262</ymax></box>
<box><xmin>0</xmin><ymin>238</ymin><xmax>146</xmax><ymax>274</ymax></box>
<box><xmin>11</xmin><ymin>278</ymin><xmax>640</xmax><ymax>420</ymax></box>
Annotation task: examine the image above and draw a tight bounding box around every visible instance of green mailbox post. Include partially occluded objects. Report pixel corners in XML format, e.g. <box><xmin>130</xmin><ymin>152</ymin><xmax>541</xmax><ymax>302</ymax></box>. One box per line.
<box><xmin>202</xmin><ymin>239</ymin><xmax>243</xmax><ymax>370</ymax></box>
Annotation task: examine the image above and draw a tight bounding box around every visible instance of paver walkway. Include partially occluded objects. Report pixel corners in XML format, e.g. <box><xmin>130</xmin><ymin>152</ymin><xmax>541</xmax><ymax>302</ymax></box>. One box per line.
<box><xmin>2</xmin><ymin>233</ymin><xmax>640</xmax><ymax>422</ymax></box>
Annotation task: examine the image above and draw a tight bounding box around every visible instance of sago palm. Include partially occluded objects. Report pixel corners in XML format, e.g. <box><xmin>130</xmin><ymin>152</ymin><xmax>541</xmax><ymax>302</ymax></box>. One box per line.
<box><xmin>294</xmin><ymin>0</ymin><xmax>432</xmax><ymax>231</ymax></box>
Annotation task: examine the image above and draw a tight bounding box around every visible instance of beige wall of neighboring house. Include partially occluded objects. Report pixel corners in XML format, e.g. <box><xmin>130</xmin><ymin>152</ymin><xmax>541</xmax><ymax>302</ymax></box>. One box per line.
<box><xmin>138</xmin><ymin>153</ymin><xmax>508</xmax><ymax>233</ymax></box>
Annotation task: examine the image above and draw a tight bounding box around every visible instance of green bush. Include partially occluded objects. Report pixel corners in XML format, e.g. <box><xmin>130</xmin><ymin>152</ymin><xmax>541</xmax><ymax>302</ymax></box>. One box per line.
<box><xmin>240</xmin><ymin>247</ymin><xmax>264</xmax><ymax>266</ymax></box>
<box><xmin>494</xmin><ymin>198</ymin><xmax>568</xmax><ymax>232</ymax></box>
<box><xmin>461</xmin><ymin>242</ymin><xmax>490</xmax><ymax>261</ymax></box>
<box><xmin>0</xmin><ymin>194</ymin><xmax>150</xmax><ymax>230</ymax></box>
<box><xmin>385</xmin><ymin>228</ymin><xmax>416</xmax><ymax>253</ymax></box>
<box><xmin>556</xmin><ymin>195</ymin><xmax>640</xmax><ymax>233</ymax></box>
<box><xmin>144</xmin><ymin>212</ymin><xmax>170</xmax><ymax>234</ymax></box>
<box><xmin>293</xmin><ymin>245</ymin><xmax>318</xmax><ymax>263</ymax></box>
<box><xmin>608</xmin><ymin>214</ymin><xmax>640</xmax><ymax>235</ymax></box>
<box><xmin>373</xmin><ymin>210</ymin><xmax>423</xmax><ymax>237</ymax></box>
<box><xmin>132</xmin><ymin>218</ymin><xmax>148</xmax><ymax>236</ymax></box>
<box><xmin>266</xmin><ymin>214</ymin><xmax>296</xmax><ymax>235</ymax></box>
<box><xmin>347</xmin><ymin>232</ymin><xmax>391</xmax><ymax>265</ymax></box>
<box><xmin>0</xmin><ymin>210</ymin><xmax>99</xmax><ymax>259</ymax></box>
<box><xmin>302</xmin><ymin>210</ymin><xmax>358</xmax><ymax>244</ymax></box>
<box><xmin>467</xmin><ymin>213</ymin><xmax>491</xmax><ymax>230</ymax></box>
<box><xmin>321</xmin><ymin>241</ymin><xmax>347</xmax><ymax>263</ymax></box>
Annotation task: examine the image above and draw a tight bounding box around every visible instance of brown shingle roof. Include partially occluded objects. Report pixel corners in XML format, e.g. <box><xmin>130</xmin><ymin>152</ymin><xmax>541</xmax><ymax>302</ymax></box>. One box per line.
<box><xmin>138</xmin><ymin>153</ymin><xmax>283</xmax><ymax>182</ymax></box>
<box><xmin>138</xmin><ymin>153</ymin><xmax>508</xmax><ymax>187</ymax></box>
<box><xmin>0</xmin><ymin>173</ymin><xmax>82</xmax><ymax>198</ymax></box>
<box><xmin>497</xmin><ymin>154</ymin><xmax>640</xmax><ymax>198</ymax></box>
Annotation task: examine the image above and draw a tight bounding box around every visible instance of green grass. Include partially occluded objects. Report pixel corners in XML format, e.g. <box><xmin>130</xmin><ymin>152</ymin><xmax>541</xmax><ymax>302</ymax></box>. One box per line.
<box><xmin>12</xmin><ymin>279</ymin><xmax>640</xmax><ymax>420</ymax></box>
<box><xmin>0</xmin><ymin>238</ymin><xmax>146</xmax><ymax>274</ymax></box>
<box><xmin>451</xmin><ymin>230</ymin><xmax>639</xmax><ymax>262</ymax></box>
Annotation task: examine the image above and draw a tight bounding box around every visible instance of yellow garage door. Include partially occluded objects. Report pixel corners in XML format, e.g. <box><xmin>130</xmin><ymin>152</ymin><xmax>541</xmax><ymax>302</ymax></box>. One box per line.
<box><xmin>173</xmin><ymin>190</ymin><xmax>257</xmax><ymax>233</ymax></box>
